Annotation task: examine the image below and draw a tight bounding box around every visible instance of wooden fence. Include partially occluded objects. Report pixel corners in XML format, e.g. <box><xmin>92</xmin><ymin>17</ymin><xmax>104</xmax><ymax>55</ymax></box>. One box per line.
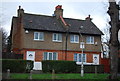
<box><xmin>101</xmin><ymin>58</ymin><xmax>110</xmax><ymax>73</ymax></box>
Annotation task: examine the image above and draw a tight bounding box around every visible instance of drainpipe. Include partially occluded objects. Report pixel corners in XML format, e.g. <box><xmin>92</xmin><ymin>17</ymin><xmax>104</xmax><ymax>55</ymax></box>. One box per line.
<box><xmin>65</xmin><ymin>29</ymin><xmax>69</xmax><ymax>60</ymax></box>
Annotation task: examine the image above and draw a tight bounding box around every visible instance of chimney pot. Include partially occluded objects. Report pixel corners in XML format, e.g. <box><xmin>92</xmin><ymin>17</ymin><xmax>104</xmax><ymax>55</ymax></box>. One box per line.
<box><xmin>85</xmin><ymin>15</ymin><xmax>92</xmax><ymax>21</ymax></box>
<box><xmin>55</xmin><ymin>5</ymin><xmax>62</xmax><ymax>10</ymax></box>
<box><xmin>19</xmin><ymin>6</ymin><xmax>21</xmax><ymax>9</ymax></box>
<box><xmin>54</xmin><ymin>5</ymin><xmax>63</xmax><ymax>18</ymax></box>
<box><xmin>17</xmin><ymin>6</ymin><xmax>24</xmax><ymax>17</ymax></box>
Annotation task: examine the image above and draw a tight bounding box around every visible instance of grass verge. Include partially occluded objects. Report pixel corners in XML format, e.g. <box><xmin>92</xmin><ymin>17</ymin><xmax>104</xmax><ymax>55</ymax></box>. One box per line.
<box><xmin>10</xmin><ymin>73</ymin><xmax>109</xmax><ymax>79</ymax></box>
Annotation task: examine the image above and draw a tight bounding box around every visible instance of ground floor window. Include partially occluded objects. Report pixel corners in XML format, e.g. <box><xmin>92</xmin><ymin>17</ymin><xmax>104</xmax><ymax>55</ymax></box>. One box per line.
<box><xmin>74</xmin><ymin>53</ymin><xmax>86</xmax><ymax>62</ymax></box>
<box><xmin>43</xmin><ymin>52</ymin><xmax>58</xmax><ymax>60</ymax></box>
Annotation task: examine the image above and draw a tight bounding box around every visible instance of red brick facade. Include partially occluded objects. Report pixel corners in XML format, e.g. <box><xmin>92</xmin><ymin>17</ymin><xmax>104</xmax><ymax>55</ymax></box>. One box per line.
<box><xmin>13</xmin><ymin>48</ymin><xmax>101</xmax><ymax>64</ymax></box>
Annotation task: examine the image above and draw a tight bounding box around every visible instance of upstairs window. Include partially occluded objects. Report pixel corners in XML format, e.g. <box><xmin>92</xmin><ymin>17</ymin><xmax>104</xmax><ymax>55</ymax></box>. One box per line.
<box><xmin>53</xmin><ymin>33</ymin><xmax>62</xmax><ymax>42</ymax></box>
<box><xmin>86</xmin><ymin>36</ymin><xmax>94</xmax><ymax>44</ymax></box>
<box><xmin>70</xmin><ymin>35</ymin><xmax>79</xmax><ymax>43</ymax></box>
<box><xmin>74</xmin><ymin>53</ymin><xmax>86</xmax><ymax>62</ymax></box>
<box><xmin>80</xmin><ymin>42</ymin><xmax>85</xmax><ymax>49</ymax></box>
<box><xmin>34</xmin><ymin>32</ymin><xmax>44</xmax><ymax>41</ymax></box>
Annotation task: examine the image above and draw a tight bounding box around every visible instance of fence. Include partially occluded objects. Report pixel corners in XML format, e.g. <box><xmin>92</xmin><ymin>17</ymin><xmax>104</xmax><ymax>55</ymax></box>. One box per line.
<box><xmin>101</xmin><ymin>58</ymin><xmax>110</xmax><ymax>73</ymax></box>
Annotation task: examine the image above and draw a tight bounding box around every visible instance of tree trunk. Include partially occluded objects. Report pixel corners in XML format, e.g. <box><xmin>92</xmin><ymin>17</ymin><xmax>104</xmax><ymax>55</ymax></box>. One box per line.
<box><xmin>108</xmin><ymin>0</ymin><xmax>119</xmax><ymax>79</ymax></box>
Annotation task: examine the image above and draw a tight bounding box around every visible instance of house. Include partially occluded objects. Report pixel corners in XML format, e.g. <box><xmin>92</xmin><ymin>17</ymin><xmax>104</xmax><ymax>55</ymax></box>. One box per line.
<box><xmin>10</xmin><ymin>5</ymin><xmax>103</xmax><ymax>70</ymax></box>
<box><xmin>101</xmin><ymin>42</ymin><xmax>109</xmax><ymax>58</ymax></box>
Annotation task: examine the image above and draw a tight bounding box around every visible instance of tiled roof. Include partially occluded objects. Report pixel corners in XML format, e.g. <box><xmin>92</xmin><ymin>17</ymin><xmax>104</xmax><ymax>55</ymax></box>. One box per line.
<box><xmin>23</xmin><ymin>13</ymin><xmax>103</xmax><ymax>35</ymax></box>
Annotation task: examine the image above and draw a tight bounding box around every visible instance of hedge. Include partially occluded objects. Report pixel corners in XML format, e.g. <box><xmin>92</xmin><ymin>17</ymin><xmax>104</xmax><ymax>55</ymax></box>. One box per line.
<box><xmin>42</xmin><ymin>60</ymin><xmax>77</xmax><ymax>73</ymax></box>
<box><xmin>2</xmin><ymin>59</ymin><xmax>33</xmax><ymax>73</ymax></box>
<box><xmin>42</xmin><ymin>60</ymin><xmax>104</xmax><ymax>73</ymax></box>
<box><xmin>76</xmin><ymin>65</ymin><xmax>104</xmax><ymax>73</ymax></box>
<box><xmin>118</xmin><ymin>58</ymin><xmax>120</xmax><ymax>73</ymax></box>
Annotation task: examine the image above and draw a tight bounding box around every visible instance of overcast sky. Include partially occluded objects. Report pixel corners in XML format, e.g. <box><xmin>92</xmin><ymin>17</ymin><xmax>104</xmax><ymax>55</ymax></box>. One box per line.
<box><xmin>1</xmin><ymin>0</ymin><xmax>120</xmax><ymax>35</ymax></box>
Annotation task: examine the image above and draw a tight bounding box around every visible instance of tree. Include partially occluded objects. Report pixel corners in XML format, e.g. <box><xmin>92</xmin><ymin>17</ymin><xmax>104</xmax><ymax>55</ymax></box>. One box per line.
<box><xmin>107</xmin><ymin>0</ymin><xmax>120</xmax><ymax>79</ymax></box>
<box><xmin>102</xmin><ymin>24</ymin><xmax>110</xmax><ymax>58</ymax></box>
<box><xmin>0</xmin><ymin>28</ymin><xmax>8</xmax><ymax>52</ymax></box>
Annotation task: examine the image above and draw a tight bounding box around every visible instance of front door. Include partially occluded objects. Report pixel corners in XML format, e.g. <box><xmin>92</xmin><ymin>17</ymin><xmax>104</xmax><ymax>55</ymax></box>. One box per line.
<box><xmin>26</xmin><ymin>51</ymin><xmax>35</xmax><ymax>61</ymax></box>
<box><xmin>93</xmin><ymin>54</ymin><xmax>99</xmax><ymax>64</ymax></box>
<box><xmin>26</xmin><ymin>51</ymin><xmax>42</xmax><ymax>70</ymax></box>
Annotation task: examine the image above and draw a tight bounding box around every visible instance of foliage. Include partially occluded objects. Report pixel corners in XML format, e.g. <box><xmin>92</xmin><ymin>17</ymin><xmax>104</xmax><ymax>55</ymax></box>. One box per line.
<box><xmin>0</xmin><ymin>28</ymin><xmax>8</xmax><ymax>50</ymax></box>
<box><xmin>2</xmin><ymin>59</ymin><xmax>33</xmax><ymax>73</ymax></box>
<box><xmin>118</xmin><ymin>58</ymin><xmax>120</xmax><ymax>73</ymax></box>
<box><xmin>42</xmin><ymin>60</ymin><xmax>104</xmax><ymax>73</ymax></box>
<box><xmin>42</xmin><ymin>60</ymin><xmax>77</xmax><ymax>73</ymax></box>
<box><xmin>76</xmin><ymin>65</ymin><xmax>104</xmax><ymax>73</ymax></box>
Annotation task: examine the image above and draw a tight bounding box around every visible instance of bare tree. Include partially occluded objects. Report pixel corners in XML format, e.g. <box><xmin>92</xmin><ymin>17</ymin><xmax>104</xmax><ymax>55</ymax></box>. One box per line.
<box><xmin>101</xmin><ymin>23</ymin><xmax>111</xmax><ymax>58</ymax></box>
<box><xmin>0</xmin><ymin>28</ymin><xmax>8</xmax><ymax>52</ymax></box>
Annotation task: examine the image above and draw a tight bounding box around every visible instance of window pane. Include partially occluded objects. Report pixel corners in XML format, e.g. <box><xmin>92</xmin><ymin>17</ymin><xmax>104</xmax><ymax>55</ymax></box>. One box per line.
<box><xmin>53</xmin><ymin>52</ymin><xmax>57</xmax><ymax>60</ymax></box>
<box><xmin>78</xmin><ymin>54</ymin><xmax>81</xmax><ymax>62</ymax></box>
<box><xmin>91</xmin><ymin>37</ymin><xmax>94</xmax><ymax>44</ymax></box>
<box><xmin>83</xmin><ymin>54</ymin><xmax>86</xmax><ymax>62</ymax></box>
<box><xmin>44</xmin><ymin>52</ymin><xmax>47</xmax><ymax>60</ymax></box>
<box><xmin>70</xmin><ymin>35</ymin><xmax>74</xmax><ymax>42</ymax></box>
<box><xmin>75</xmin><ymin>35</ymin><xmax>79</xmax><ymax>42</ymax></box>
<box><xmin>86</xmin><ymin>37</ymin><xmax>90</xmax><ymax>43</ymax></box>
<box><xmin>80</xmin><ymin>42</ymin><xmax>85</xmax><ymax>48</ymax></box>
<box><xmin>49</xmin><ymin>53</ymin><xmax>52</xmax><ymax>60</ymax></box>
<box><xmin>39</xmin><ymin>32</ymin><xmax>44</xmax><ymax>40</ymax></box>
<box><xmin>58</xmin><ymin>34</ymin><xmax>62</xmax><ymax>41</ymax></box>
<box><xmin>53</xmin><ymin>34</ymin><xmax>56</xmax><ymax>40</ymax></box>
<box><xmin>74</xmin><ymin>53</ymin><xmax>77</xmax><ymax>61</ymax></box>
<box><xmin>34</xmin><ymin>32</ymin><xmax>39</xmax><ymax>40</ymax></box>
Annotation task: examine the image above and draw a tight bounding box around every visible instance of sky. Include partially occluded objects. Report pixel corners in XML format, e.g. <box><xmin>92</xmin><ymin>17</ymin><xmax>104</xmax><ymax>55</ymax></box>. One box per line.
<box><xmin>0</xmin><ymin>0</ymin><xmax>120</xmax><ymax>36</ymax></box>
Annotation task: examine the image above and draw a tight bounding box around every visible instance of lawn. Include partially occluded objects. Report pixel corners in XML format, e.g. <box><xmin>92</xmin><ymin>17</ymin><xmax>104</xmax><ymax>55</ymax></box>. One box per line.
<box><xmin>10</xmin><ymin>73</ymin><xmax>109</xmax><ymax>79</ymax></box>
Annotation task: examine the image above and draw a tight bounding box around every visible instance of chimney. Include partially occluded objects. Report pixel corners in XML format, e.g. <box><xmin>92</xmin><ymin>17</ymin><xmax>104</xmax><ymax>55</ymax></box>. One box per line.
<box><xmin>54</xmin><ymin>5</ymin><xmax>63</xmax><ymax>19</ymax></box>
<box><xmin>85</xmin><ymin>15</ymin><xmax>92</xmax><ymax>21</ymax></box>
<box><xmin>17</xmin><ymin>6</ymin><xmax>24</xmax><ymax>17</ymax></box>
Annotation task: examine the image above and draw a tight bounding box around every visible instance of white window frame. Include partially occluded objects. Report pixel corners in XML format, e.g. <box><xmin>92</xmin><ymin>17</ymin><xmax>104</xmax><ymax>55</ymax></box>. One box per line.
<box><xmin>80</xmin><ymin>42</ymin><xmax>85</xmax><ymax>49</ymax></box>
<box><xmin>53</xmin><ymin>33</ymin><xmax>62</xmax><ymax>42</ymax></box>
<box><xmin>34</xmin><ymin>32</ymin><xmax>44</xmax><ymax>41</ymax></box>
<box><xmin>86</xmin><ymin>36</ymin><xmax>94</xmax><ymax>44</ymax></box>
<box><xmin>70</xmin><ymin>35</ymin><xmax>79</xmax><ymax>43</ymax></box>
<box><xmin>43</xmin><ymin>52</ymin><xmax>58</xmax><ymax>60</ymax></box>
<box><xmin>74</xmin><ymin>53</ymin><xmax>86</xmax><ymax>63</ymax></box>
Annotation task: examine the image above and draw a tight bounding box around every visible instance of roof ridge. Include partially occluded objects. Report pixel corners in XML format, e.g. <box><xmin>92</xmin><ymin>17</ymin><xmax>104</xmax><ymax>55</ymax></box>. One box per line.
<box><xmin>63</xmin><ymin>17</ymin><xmax>84</xmax><ymax>21</ymax></box>
<box><xmin>24</xmin><ymin>13</ymin><xmax>85</xmax><ymax>21</ymax></box>
<box><xmin>24</xmin><ymin>13</ymin><xmax>53</xmax><ymax>17</ymax></box>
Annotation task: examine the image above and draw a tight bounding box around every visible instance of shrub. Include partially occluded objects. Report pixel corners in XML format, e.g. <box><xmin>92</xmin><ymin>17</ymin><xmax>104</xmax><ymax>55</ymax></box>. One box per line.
<box><xmin>42</xmin><ymin>60</ymin><xmax>104</xmax><ymax>73</ymax></box>
<box><xmin>42</xmin><ymin>60</ymin><xmax>77</xmax><ymax>73</ymax></box>
<box><xmin>118</xmin><ymin>58</ymin><xmax>120</xmax><ymax>73</ymax></box>
<box><xmin>76</xmin><ymin>65</ymin><xmax>104</xmax><ymax>73</ymax></box>
<box><xmin>2</xmin><ymin>59</ymin><xmax>33</xmax><ymax>73</ymax></box>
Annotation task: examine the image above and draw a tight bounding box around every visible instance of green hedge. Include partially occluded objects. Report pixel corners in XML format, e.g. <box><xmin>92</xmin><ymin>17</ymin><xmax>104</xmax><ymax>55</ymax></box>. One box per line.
<box><xmin>42</xmin><ymin>60</ymin><xmax>77</xmax><ymax>73</ymax></box>
<box><xmin>76</xmin><ymin>65</ymin><xmax>104</xmax><ymax>73</ymax></box>
<box><xmin>42</xmin><ymin>60</ymin><xmax>104</xmax><ymax>73</ymax></box>
<box><xmin>2</xmin><ymin>59</ymin><xmax>33</xmax><ymax>73</ymax></box>
<box><xmin>118</xmin><ymin>58</ymin><xmax>120</xmax><ymax>73</ymax></box>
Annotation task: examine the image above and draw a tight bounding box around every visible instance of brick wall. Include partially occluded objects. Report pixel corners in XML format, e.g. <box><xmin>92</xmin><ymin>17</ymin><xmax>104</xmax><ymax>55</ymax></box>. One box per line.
<box><xmin>23</xmin><ymin>30</ymin><xmax>102</xmax><ymax>52</ymax></box>
<box><xmin>19</xmin><ymin>49</ymin><xmax>101</xmax><ymax>64</ymax></box>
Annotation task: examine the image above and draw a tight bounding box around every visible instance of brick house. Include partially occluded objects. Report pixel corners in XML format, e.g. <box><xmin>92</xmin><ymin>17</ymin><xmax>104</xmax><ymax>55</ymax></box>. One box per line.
<box><xmin>10</xmin><ymin>5</ymin><xmax>103</xmax><ymax>70</ymax></box>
